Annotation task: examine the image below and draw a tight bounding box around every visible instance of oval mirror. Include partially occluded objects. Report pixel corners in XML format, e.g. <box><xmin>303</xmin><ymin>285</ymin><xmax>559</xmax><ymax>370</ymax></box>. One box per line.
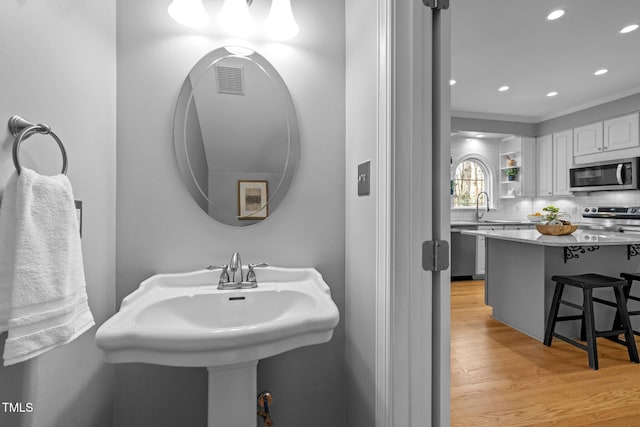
<box><xmin>173</xmin><ymin>46</ymin><xmax>300</xmax><ymax>226</ymax></box>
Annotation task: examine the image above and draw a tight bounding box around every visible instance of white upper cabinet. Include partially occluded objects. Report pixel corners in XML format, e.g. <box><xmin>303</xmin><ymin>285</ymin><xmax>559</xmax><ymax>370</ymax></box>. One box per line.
<box><xmin>536</xmin><ymin>135</ymin><xmax>553</xmax><ymax>196</ymax></box>
<box><xmin>573</xmin><ymin>113</ymin><xmax>640</xmax><ymax>162</ymax></box>
<box><xmin>574</xmin><ymin>122</ymin><xmax>603</xmax><ymax>156</ymax></box>
<box><xmin>604</xmin><ymin>113</ymin><xmax>640</xmax><ymax>151</ymax></box>
<box><xmin>553</xmin><ymin>129</ymin><xmax>573</xmax><ymax>195</ymax></box>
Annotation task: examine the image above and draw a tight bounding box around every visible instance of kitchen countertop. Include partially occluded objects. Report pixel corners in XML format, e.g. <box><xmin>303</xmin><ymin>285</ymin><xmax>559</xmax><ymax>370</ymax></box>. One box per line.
<box><xmin>461</xmin><ymin>228</ymin><xmax>640</xmax><ymax>247</ymax></box>
<box><xmin>451</xmin><ymin>220</ymin><xmax>534</xmax><ymax>227</ymax></box>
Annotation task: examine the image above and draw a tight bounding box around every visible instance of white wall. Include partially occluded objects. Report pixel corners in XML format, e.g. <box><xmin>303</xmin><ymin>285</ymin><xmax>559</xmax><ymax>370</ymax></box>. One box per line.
<box><xmin>0</xmin><ymin>1</ymin><xmax>116</xmax><ymax>426</ymax></box>
<box><xmin>116</xmin><ymin>0</ymin><xmax>345</xmax><ymax>426</ymax></box>
<box><xmin>345</xmin><ymin>0</ymin><xmax>378</xmax><ymax>425</ymax></box>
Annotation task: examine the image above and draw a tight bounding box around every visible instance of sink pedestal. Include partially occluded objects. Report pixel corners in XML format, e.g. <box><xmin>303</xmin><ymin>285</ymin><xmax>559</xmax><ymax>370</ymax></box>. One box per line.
<box><xmin>207</xmin><ymin>361</ymin><xmax>258</xmax><ymax>427</ymax></box>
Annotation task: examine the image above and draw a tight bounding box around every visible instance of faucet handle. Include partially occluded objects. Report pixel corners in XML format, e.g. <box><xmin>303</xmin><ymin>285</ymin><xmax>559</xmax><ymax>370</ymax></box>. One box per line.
<box><xmin>207</xmin><ymin>264</ymin><xmax>230</xmax><ymax>284</ymax></box>
<box><xmin>246</xmin><ymin>263</ymin><xmax>268</xmax><ymax>283</ymax></box>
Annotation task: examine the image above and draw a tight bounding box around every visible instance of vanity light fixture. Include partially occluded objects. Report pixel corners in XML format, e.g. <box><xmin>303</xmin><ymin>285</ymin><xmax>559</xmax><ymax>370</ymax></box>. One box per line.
<box><xmin>547</xmin><ymin>91</ymin><xmax>558</xmax><ymax>97</ymax></box>
<box><xmin>264</xmin><ymin>0</ymin><xmax>299</xmax><ymax>40</ymax></box>
<box><xmin>594</xmin><ymin>68</ymin><xmax>608</xmax><ymax>76</ymax></box>
<box><xmin>168</xmin><ymin>0</ymin><xmax>210</xmax><ymax>28</ymax></box>
<box><xmin>620</xmin><ymin>24</ymin><xmax>639</xmax><ymax>34</ymax></box>
<box><xmin>168</xmin><ymin>0</ymin><xmax>300</xmax><ymax>40</ymax></box>
<box><xmin>546</xmin><ymin>9</ymin><xmax>565</xmax><ymax>21</ymax></box>
<box><xmin>217</xmin><ymin>0</ymin><xmax>254</xmax><ymax>36</ymax></box>
<box><xmin>498</xmin><ymin>85</ymin><xmax>510</xmax><ymax>92</ymax></box>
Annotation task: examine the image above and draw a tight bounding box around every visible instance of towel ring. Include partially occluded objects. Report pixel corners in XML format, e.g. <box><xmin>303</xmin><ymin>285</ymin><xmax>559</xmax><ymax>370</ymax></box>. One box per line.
<box><xmin>8</xmin><ymin>116</ymin><xmax>68</xmax><ymax>175</ymax></box>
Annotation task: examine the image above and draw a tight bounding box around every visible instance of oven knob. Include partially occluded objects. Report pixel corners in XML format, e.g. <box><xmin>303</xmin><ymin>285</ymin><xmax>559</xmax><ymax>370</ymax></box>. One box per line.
<box><xmin>631</xmin><ymin>208</ymin><xmax>637</xmax><ymax>213</ymax></box>
<box><xmin>591</xmin><ymin>208</ymin><xmax>597</xmax><ymax>212</ymax></box>
<box><xmin>584</xmin><ymin>208</ymin><xmax>590</xmax><ymax>213</ymax></box>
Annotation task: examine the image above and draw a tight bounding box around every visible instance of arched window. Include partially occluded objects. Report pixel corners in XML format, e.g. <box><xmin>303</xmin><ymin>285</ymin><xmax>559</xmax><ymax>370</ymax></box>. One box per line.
<box><xmin>453</xmin><ymin>158</ymin><xmax>490</xmax><ymax>208</ymax></box>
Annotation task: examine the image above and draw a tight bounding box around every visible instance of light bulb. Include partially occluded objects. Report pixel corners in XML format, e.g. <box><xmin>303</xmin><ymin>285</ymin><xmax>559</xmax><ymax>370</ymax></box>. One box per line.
<box><xmin>217</xmin><ymin>0</ymin><xmax>254</xmax><ymax>36</ymax></box>
<box><xmin>168</xmin><ymin>0</ymin><xmax>210</xmax><ymax>28</ymax></box>
<box><xmin>264</xmin><ymin>0</ymin><xmax>299</xmax><ymax>40</ymax></box>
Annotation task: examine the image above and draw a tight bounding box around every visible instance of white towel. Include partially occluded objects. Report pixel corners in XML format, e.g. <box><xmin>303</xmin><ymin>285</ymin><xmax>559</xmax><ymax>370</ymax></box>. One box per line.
<box><xmin>0</xmin><ymin>168</ymin><xmax>94</xmax><ymax>366</ymax></box>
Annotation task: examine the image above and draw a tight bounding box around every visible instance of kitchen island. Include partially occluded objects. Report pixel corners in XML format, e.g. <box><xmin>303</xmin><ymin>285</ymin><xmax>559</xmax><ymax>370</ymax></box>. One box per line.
<box><xmin>461</xmin><ymin>228</ymin><xmax>640</xmax><ymax>341</ymax></box>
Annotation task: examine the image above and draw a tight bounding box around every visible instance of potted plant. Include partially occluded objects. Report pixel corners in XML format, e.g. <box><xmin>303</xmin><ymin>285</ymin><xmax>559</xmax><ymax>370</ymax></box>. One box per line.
<box><xmin>505</xmin><ymin>168</ymin><xmax>519</xmax><ymax>181</ymax></box>
<box><xmin>542</xmin><ymin>205</ymin><xmax>569</xmax><ymax>225</ymax></box>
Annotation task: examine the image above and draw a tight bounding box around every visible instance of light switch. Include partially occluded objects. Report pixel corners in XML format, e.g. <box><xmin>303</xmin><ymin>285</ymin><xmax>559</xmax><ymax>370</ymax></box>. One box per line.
<box><xmin>357</xmin><ymin>161</ymin><xmax>370</xmax><ymax>196</ymax></box>
<box><xmin>75</xmin><ymin>200</ymin><xmax>83</xmax><ymax>237</ymax></box>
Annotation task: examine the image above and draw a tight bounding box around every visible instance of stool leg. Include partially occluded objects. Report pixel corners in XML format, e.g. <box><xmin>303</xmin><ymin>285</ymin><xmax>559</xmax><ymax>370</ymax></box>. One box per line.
<box><xmin>613</xmin><ymin>286</ymin><xmax>639</xmax><ymax>363</ymax></box>
<box><xmin>544</xmin><ymin>282</ymin><xmax>564</xmax><ymax>346</ymax></box>
<box><xmin>611</xmin><ymin>278</ymin><xmax>633</xmax><ymax>333</ymax></box>
<box><xmin>583</xmin><ymin>289</ymin><xmax>598</xmax><ymax>370</ymax></box>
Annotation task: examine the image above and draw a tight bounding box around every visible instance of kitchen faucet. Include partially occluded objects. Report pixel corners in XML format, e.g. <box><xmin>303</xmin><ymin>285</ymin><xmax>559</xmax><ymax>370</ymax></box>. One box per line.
<box><xmin>476</xmin><ymin>191</ymin><xmax>490</xmax><ymax>221</ymax></box>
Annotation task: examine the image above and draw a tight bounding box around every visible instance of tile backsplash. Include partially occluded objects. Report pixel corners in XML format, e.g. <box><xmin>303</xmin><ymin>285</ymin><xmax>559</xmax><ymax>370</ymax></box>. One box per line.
<box><xmin>451</xmin><ymin>190</ymin><xmax>640</xmax><ymax>222</ymax></box>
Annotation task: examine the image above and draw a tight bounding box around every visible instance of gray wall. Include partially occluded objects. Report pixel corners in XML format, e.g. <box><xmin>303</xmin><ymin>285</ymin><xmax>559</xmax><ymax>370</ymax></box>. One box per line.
<box><xmin>536</xmin><ymin>91</ymin><xmax>640</xmax><ymax>136</ymax></box>
<box><xmin>116</xmin><ymin>0</ymin><xmax>345</xmax><ymax>426</ymax></box>
<box><xmin>345</xmin><ymin>0</ymin><xmax>378</xmax><ymax>425</ymax></box>
<box><xmin>452</xmin><ymin>116</ymin><xmax>536</xmax><ymax>137</ymax></box>
<box><xmin>453</xmin><ymin>91</ymin><xmax>640</xmax><ymax>138</ymax></box>
<box><xmin>0</xmin><ymin>1</ymin><xmax>117</xmax><ymax>426</ymax></box>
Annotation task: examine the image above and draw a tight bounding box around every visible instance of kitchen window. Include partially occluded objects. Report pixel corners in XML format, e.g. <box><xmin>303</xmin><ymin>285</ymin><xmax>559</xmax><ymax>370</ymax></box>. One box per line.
<box><xmin>453</xmin><ymin>158</ymin><xmax>490</xmax><ymax>208</ymax></box>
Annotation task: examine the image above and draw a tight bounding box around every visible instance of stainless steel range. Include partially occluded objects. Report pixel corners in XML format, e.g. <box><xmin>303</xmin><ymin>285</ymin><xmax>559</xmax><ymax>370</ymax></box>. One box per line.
<box><xmin>581</xmin><ymin>207</ymin><xmax>640</xmax><ymax>233</ymax></box>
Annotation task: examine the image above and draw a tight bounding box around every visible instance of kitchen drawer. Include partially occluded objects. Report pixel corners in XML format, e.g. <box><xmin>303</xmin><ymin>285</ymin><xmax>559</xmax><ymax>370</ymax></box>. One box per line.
<box><xmin>503</xmin><ymin>224</ymin><xmax>533</xmax><ymax>230</ymax></box>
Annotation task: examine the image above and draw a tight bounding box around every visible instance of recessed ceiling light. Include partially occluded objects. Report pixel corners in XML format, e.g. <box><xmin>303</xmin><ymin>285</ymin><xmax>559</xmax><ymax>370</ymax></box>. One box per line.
<box><xmin>498</xmin><ymin>86</ymin><xmax>510</xmax><ymax>92</ymax></box>
<box><xmin>450</xmin><ymin>79</ymin><xmax>457</xmax><ymax>86</ymax></box>
<box><xmin>547</xmin><ymin>9</ymin><xmax>565</xmax><ymax>21</ymax></box>
<box><xmin>620</xmin><ymin>24</ymin><xmax>639</xmax><ymax>34</ymax></box>
<box><xmin>476</xmin><ymin>134</ymin><xmax>485</xmax><ymax>138</ymax></box>
<box><xmin>594</xmin><ymin>68</ymin><xmax>608</xmax><ymax>76</ymax></box>
<box><xmin>547</xmin><ymin>91</ymin><xmax>558</xmax><ymax>97</ymax></box>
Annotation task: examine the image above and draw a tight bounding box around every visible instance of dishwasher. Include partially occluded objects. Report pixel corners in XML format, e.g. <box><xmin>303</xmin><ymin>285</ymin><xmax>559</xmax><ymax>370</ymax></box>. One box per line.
<box><xmin>451</xmin><ymin>228</ymin><xmax>477</xmax><ymax>279</ymax></box>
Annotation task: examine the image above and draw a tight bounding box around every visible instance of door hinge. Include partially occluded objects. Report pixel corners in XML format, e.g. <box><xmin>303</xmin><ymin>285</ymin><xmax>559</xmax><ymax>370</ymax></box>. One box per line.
<box><xmin>422</xmin><ymin>240</ymin><xmax>450</xmax><ymax>272</ymax></box>
<box><xmin>423</xmin><ymin>0</ymin><xmax>449</xmax><ymax>10</ymax></box>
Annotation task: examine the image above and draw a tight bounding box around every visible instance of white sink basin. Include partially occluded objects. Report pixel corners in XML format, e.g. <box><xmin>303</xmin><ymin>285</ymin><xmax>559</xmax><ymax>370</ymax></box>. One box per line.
<box><xmin>136</xmin><ymin>290</ymin><xmax>316</xmax><ymax>330</ymax></box>
<box><xmin>95</xmin><ymin>266</ymin><xmax>340</xmax><ymax>367</ymax></box>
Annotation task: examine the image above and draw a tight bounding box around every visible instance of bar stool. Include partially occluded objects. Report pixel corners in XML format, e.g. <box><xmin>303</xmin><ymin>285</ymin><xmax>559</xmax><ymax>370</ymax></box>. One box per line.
<box><xmin>543</xmin><ymin>273</ymin><xmax>639</xmax><ymax>370</ymax></box>
<box><xmin>609</xmin><ymin>272</ymin><xmax>640</xmax><ymax>337</ymax></box>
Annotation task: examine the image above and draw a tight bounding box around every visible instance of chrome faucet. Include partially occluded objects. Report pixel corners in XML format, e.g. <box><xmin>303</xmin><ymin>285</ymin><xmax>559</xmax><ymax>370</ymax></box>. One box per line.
<box><xmin>229</xmin><ymin>252</ymin><xmax>243</xmax><ymax>283</ymax></box>
<box><xmin>208</xmin><ymin>252</ymin><xmax>268</xmax><ymax>290</ymax></box>
<box><xmin>475</xmin><ymin>191</ymin><xmax>490</xmax><ymax>221</ymax></box>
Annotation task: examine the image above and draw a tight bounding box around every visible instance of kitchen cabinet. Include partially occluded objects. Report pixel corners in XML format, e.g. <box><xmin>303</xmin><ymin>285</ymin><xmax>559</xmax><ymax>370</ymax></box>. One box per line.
<box><xmin>476</xmin><ymin>225</ymin><xmax>503</xmax><ymax>275</ymax></box>
<box><xmin>499</xmin><ymin>136</ymin><xmax>535</xmax><ymax>198</ymax></box>
<box><xmin>573</xmin><ymin>113</ymin><xmax>639</xmax><ymax>158</ymax></box>
<box><xmin>553</xmin><ymin>130</ymin><xmax>573</xmax><ymax>195</ymax></box>
<box><xmin>536</xmin><ymin>134</ymin><xmax>553</xmax><ymax>196</ymax></box>
<box><xmin>604</xmin><ymin>113</ymin><xmax>639</xmax><ymax>151</ymax></box>
<box><xmin>574</xmin><ymin>122</ymin><xmax>603</xmax><ymax>156</ymax></box>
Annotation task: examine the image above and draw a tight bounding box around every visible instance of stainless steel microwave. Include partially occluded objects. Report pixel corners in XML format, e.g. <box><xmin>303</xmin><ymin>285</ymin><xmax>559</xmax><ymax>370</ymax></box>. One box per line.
<box><xmin>569</xmin><ymin>158</ymin><xmax>640</xmax><ymax>192</ymax></box>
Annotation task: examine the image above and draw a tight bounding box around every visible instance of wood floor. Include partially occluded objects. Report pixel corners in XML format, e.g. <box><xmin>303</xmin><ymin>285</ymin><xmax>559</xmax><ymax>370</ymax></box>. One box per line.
<box><xmin>451</xmin><ymin>280</ymin><xmax>640</xmax><ymax>426</ymax></box>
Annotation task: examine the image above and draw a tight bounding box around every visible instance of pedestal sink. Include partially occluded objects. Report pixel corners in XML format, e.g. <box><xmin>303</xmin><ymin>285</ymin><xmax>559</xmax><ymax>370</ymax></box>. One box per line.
<box><xmin>95</xmin><ymin>266</ymin><xmax>340</xmax><ymax>427</ymax></box>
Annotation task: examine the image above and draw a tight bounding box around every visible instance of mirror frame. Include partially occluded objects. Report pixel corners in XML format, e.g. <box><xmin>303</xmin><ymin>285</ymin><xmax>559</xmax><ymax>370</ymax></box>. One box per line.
<box><xmin>173</xmin><ymin>46</ymin><xmax>300</xmax><ymax>226</ymax></box>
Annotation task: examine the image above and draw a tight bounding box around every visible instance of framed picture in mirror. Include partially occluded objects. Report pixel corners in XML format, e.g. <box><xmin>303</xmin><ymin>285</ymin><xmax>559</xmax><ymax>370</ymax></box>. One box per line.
<box><xmin>238</xmin><ymin>180</ymin><xmax>269</xmax><ymax>220</ymax></box>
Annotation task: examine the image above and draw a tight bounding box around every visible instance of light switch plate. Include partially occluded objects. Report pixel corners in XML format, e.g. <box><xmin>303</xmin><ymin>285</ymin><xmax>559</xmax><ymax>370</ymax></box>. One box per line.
<box><xmin>357</xmin><ymin>161</ymin><xmax>370</xmax><ymax>196</ymax></box>
<box><xmin>75</xmin><ymin>200</ymin><xmax>82</xmax><ymax>237</ymax></box>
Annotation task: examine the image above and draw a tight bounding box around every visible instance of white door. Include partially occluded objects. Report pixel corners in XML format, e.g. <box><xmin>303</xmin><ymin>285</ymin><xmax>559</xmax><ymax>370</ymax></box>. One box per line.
<box><xmin>384</xmin><ymin>1</ymin><xmax>450</xmax><ymax>426</ymax></box>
